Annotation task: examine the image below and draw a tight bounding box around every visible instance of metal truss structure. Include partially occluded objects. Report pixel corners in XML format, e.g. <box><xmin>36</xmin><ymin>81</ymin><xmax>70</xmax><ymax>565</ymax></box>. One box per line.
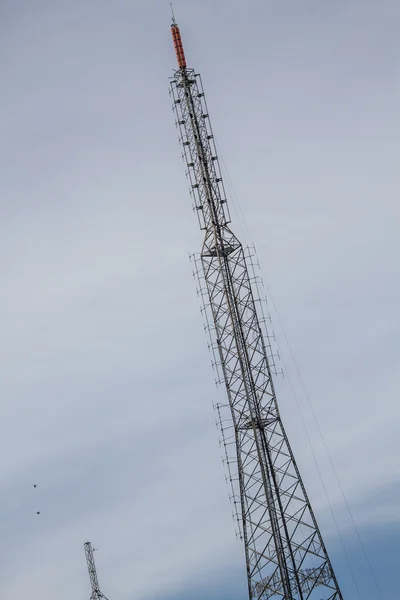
<box><xmin>169</xmin><ymin>17</ymin><xmax>344</xmax><ymax>600</ymax></box>
<box><xmin>84</xmin><ymin>541</ymin><xmax>109</xmax><ymax>600</ymax></box>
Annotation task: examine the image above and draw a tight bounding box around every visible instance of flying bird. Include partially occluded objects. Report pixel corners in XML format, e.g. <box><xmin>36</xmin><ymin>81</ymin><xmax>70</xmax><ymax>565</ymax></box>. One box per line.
<box><xmin>33</xmin><ymin>485</ymin><xmax>37</xmax><ymax>488</ymax></box>
<box><xmin>36</xmin><ymin>511</ymin><xmax>40</xmax><ymax>515</ymax></box>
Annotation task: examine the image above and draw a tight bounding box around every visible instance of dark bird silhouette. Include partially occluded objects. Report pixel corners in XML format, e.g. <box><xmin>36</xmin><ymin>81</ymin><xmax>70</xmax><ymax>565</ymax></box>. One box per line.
<box><xmin>33</xmin><ymin>485</ymin><xmax>37</xmax><ymax>488</ymax></box>
<box><xmin>36</xmin><ymin>511</ymin><xmax>40</xmax><ymax>515</ymax></box>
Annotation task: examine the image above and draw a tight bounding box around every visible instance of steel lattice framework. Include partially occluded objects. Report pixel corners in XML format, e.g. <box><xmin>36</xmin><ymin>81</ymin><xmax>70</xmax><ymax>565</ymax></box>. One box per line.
<box><xmin>169</xmin><ymin>17</ymin><xmax>344</xmax><ymax>600</ymax></box>
<box><xmin>84</xmin><ymin>541</ymin><xmax>109</xmax><ymax>600</ymax></box>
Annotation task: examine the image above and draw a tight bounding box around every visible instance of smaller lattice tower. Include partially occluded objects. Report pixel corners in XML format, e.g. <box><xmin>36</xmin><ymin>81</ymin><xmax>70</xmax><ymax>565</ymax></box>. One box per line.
<box><xmin>84</xmin><ymin>541</ymin><xmax>109</xmax><ymax>600</ymax></box>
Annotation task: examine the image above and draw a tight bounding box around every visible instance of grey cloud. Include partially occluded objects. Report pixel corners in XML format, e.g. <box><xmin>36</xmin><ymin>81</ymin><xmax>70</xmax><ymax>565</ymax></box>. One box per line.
<box><xmin>0</xmin><ymin>0</ymin><xmax>399</xmax><ymax>598</ymax></box>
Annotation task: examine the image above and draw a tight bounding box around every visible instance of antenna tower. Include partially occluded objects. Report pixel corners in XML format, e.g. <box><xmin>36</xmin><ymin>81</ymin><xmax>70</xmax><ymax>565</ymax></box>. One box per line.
<box><xmin>169</xmin><ymin>18</ymin><xmax>344</xmax><ymax>600</ymax></box>
<box><xmin>84</xmin><ymin>541</ymin><xmax>109</xmax><ymax>600</ymax></box>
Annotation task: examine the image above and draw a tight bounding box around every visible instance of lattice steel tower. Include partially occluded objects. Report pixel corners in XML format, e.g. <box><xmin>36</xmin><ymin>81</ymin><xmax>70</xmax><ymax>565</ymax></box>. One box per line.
<box><xmin>169</xmin><ymin>15</ymin><xmax>343</xmax><ymax>600</ymax></box>
<box><xmin>84</xmin><ymin>541</ymin><xmax>109</xmax><ymax>600</ymax></box>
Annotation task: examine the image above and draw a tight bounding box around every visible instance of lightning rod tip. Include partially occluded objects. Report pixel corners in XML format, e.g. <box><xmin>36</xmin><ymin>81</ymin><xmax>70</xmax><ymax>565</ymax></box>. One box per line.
<box><xmin>170</xmin><ymin>2</ymin><xmax>176</xmax><ymax>25</ymax></box>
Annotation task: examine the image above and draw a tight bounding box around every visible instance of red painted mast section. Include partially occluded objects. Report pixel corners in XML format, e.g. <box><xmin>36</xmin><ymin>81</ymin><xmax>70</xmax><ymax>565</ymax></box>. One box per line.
<box><xmin>171</xmin><ymin>21</ymin><xmax>187</xmax><ymax>69</ymax></box>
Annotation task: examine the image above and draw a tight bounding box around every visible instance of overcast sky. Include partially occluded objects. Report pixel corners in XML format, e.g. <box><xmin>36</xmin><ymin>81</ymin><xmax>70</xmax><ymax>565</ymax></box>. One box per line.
<box><xmin>0</xmin><ymin>1</ymin><xmax>399</xmax><ymax>599</ymax></box>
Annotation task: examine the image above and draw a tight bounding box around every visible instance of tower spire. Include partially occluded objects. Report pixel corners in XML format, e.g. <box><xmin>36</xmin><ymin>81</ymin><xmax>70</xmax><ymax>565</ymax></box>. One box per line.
<box><xmin>170</xmin><ymin>2</ymin><xmax>176</xmax><ymax>24</ymax></box>
<box><xmin>169</xmin><ymin>23</ymin><xmax>344</xmax><ymax>600</ymax></box>
<box><xmin>170</xmin><ymin>15</ymin><xmax>187</xmax><ymax>69</ymax></box>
